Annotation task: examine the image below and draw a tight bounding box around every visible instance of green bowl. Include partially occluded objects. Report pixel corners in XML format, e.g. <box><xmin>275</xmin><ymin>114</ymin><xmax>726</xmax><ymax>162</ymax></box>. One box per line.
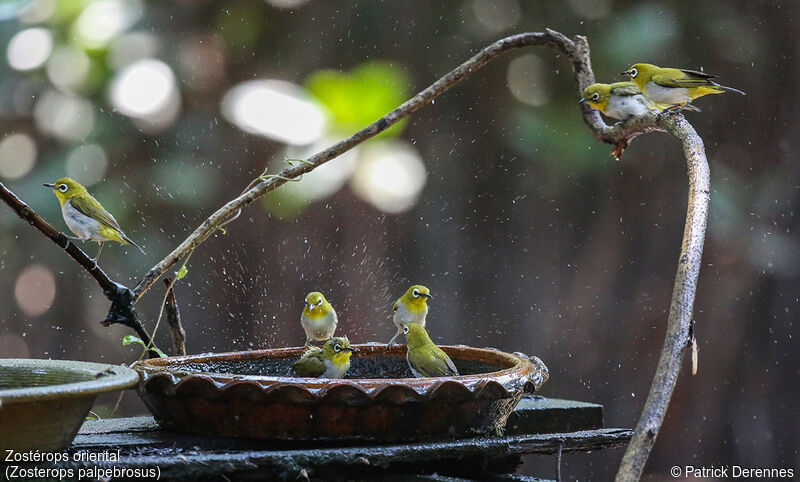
<box><xmin>0</xmin><ymin>359</ymin><xmax>138</xmax><ymax>451</ymax></box>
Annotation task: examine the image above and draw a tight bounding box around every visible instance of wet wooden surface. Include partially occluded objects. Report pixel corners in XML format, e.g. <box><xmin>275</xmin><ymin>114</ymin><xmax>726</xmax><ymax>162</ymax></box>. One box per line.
<box><xmin>51</xmin><ymin>397</ymin><xmax>631</xmax><ymax>481</ymax></box>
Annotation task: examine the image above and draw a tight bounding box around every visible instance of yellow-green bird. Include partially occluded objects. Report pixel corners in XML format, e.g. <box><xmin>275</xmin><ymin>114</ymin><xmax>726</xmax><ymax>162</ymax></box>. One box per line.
<box><xmin>301</xmin><ymin>291</ymin><xmax>338</xmax><ymax>346</ymax></box>
<box><xmin>290</xmin><ymin>336</ymin><xmax>355</xmax><ymax>378</ymax></box>
<box><xmin>580</xmin><ymin>82</ymin><xmax>699</xmax><ymax>120</ymax></box>
<box><xmin>402</xmin><ymin>323</ymin><xmax>459</xmax><ymax>378</ymax></box>
<box><xmin>388</xmin><ymin>285</ymin><xmax>432</xmax><ymax>347</ymax></box>
<box><xmin>43</xmin><ymin>177</ymin><xmax>145</xmax><ymax>265</ymax></box>
<box><xmin>621</xmin><ymin>63</ymin><xmax>745</xmax><ymax>109</ymax></box>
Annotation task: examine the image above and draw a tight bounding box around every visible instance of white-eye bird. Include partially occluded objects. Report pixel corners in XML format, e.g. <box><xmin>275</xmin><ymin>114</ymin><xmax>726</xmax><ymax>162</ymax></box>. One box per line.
<box><xmin>621</xmin><ymin>63</ymin><xmax>745</xmax><ymax>109</ymax></box>
<box><xmin>290</xmin><ymin>336</ymin><xmax>354</xmax><ymax>379</ymax></box>
<box><xmin>402</xmin><ymin>323</ymin><xmax>459</xmax><ymax>378</ymax></box>
<box><xmin>43</xmin><ymin>177</ymin><xmax>145</xmax><ymax>265</ymax></box>
<box><xmin>579</xmin><ymin>82</ymin><xmax>699</xmax><ymax>120</ymax></box>
<box><xmin>388</xmin><ymin>285</ymin><xmax>432</xmax><ymax>347</ymax></box>
<box><xmin>300</xmin><ymin>291</ymin><xmax>338</xmax><ymax>346</ymax></box>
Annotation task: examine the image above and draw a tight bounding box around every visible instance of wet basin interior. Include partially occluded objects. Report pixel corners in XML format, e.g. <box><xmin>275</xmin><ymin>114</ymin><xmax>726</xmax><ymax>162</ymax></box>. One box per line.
<box><xmin>0</xmin><ymin>367</ymin><xmax>96</xmax><ymax>390</ymax></box>
<box><xmin>177</xmin><ymin>352</ymin><xmax>508</xmax><ymax>379</ymax></box>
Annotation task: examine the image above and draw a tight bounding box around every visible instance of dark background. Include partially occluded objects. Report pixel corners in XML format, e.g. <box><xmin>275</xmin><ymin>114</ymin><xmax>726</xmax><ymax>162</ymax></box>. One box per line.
<box><xmin>0</xmin><ymin>1</ymin><xmax>797</xmax><ymax>479</ymax></box>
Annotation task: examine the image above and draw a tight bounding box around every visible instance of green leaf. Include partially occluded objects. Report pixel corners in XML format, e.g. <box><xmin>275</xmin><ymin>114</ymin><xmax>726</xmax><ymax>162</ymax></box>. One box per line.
<box><xmin>174</xmin><ymin>265</ymin><xmax>188</xmax><ymax>280</ymax></box>
<box><xmin>122</xmin><ymin>335</ymin><xmax>167</xmax><ymax>358</ymax></box>
<box><xmin>122</xmin><ymin>334</ymin><xmax>143</xmax><ymax>346</ymax></box>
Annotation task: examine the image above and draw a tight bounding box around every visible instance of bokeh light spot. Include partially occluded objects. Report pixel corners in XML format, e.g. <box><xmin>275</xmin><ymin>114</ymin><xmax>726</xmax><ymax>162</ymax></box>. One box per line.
<box><xmin>351</xmin><ymin>141</ymin><xmax>427</xmax><ymax>214</ymax></box>
<box><xmin>110</xmin><ymin>58</ymin><xmax>180</xmax><ymax>121</ymax></box>
<box><xmin>222</xmin><ymin>80</ymin><xmax>326</xmax><ymax>146</ymax></box>
<box><xmin>507</xmin><ymin>54</ymin><xmax>550</xmax><ymax>107</ymax></box>
<box><xmin>0</xmin><ymin>133</ymin><xmax>37</xmax><ymax>179</ymax></box>
<box><xmin>33</xmin><ymin>90</ymin><xmax>95</xmax><ymax>142</ymax></box>
<box><xmin>7</xmin><ymin>27</ymin><xmax>53</xmax><ymax>71</ymax></box>
<box><xmin>74</xmin><ymin>0</ymin><xmax>142</xmax><ymax>49</ymax></box>
<box><xmin>65</xmin><ymin>144</ymin><xmax>108</xmax><ymax>187</ymax></box>
<box><xmin>14</xmin><ymin>264</ymin><xmax>56</xmax><ymax>317</ymax></box>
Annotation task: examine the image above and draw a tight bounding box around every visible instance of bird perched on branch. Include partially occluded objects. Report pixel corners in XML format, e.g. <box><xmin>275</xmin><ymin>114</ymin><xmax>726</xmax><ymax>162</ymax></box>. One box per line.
<box><xmin>388</xmin><ymin>285</ymin><xmax>432</xmax><ymax>347</ymax></box>
<box><xmin>290</xmin><ymin>336</ymin><xmax>355</xmax><ymax>378</ymax></box>
<box><xmin>43</xmin><ymin>177</ymin><xmax>145</xmax><ymax>266</ymax></box>
<box><xmin>301</xmin><ymin>291</ymin><xmax>338</xmax><ymax>346</ymax></box>
<box><xmin>402</xmin><ymin>323</ymin><xmax>459</xmax><ymax>378</ymax></box>
<box><xmin>621</xmin><ymin>63</ymin><xmax>745</xmax><ymax>109</ymax></box>
<box><xmin>580</xmin><ymin>82</ymin><xmax>700</xmax><ymax>120</ymax></box>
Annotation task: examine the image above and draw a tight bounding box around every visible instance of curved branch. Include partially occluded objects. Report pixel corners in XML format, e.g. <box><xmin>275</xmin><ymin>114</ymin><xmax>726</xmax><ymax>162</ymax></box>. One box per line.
<box><xmin>131</xmin><ymin>29</ymin><xmax>661</xmax><ymax>300</ymax></box>
<box><xmin>0</xmin><ymin>182</ymin><xmax>159</xmax><ymax>358</ymax></box>
<box><xmin>614</xmin><ymin>115</ymin><xmax>709</xmax><ymax>481</ymax></box>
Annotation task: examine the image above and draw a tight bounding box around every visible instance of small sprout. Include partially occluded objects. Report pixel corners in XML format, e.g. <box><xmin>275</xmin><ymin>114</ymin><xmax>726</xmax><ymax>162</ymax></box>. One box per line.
<box><xmin>174</xmin><ymin>264</ymin><xmax>188</xmax><ymax>280</ymax></box>
<box><xmin>122</xmin><ymin>335</ymin><xmax>167</xmax><ymax>358</ymax></box>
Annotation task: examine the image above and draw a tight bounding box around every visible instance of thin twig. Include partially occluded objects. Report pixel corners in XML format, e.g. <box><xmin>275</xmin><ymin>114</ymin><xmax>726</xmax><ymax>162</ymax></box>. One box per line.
<box><xmin>0</xmin><ymin>182</ymin><xmax>158</xmax><ymax>356</ymax></box>
<box><xmin>163</xmin><ymin>277</ymin><xmax>186</xmax><ymax>356</ymax></box>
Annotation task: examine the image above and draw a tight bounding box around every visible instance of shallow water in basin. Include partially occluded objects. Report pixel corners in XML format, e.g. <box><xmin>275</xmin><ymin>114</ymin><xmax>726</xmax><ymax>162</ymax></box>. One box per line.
<box><xmin>178</xmin><ymin>356</ymin><xmax>505</xmax><ymax>379</ymax></box>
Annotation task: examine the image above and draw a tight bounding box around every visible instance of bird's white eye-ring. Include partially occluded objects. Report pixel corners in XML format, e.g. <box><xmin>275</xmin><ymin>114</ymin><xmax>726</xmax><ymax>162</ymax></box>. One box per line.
<box><xmin>317</xmin><ymin>297</ymin><xmax>324</xmax><ymax>305</ymax></box>
<box><xmin>58</xmin><ymin>184</ymin><xmax>68</xmax><ymax>193</ymax></box>
<box><xmin>334</xmin><ymin>344</ymin><xmax>342</xmax><ymax>352</ymax></box>
<box><xmin>412</xmin><ymin>289</ymin><xmax>420</xmax><ymax>298</ymax></box>
<box><xmin>591</xmin><ymin>93</ymin><xmax>600</xmax><ymax>101</ymax></box>
<box><xmin>629</xmin><ymin>68</ymin><xmax>638</xmax><ymax>78</ymax></box>
<box><xmin>403</xmin><ymin>325</ymin><xmax>409</xmax><ymax>335</ymax></box>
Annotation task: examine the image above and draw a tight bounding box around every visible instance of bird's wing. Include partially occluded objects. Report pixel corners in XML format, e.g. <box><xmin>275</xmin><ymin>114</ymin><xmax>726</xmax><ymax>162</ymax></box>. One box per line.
<box><xmin>679</xmin><ymin>68</ymin><xmax>718</xmax><ymax>80</ymax></box>
<box><xmin>610</xmin><ymin>83</ymin><xmax>641</xmax><ymax>96</ymax></box>
<box><xmin>435</xmin><ymin>349</ymin><xmax>460</xmax><ymax>376</ymax></box>
<box><xmin>652</xmin><ymin>70</ymin><xmax>717</xmax><ymax>89</ymax></box>
<box><xmin>292</xmin><ymin>349</ymin><xmax>325</xmax><ymax>377</ymax></box>
<box><xmin>69</xmin><ymin>195</ymin><xmax>123</xmax><ymax>232</ymax></box>
<box><xmin>410</xmin><ymin>348</ymin><xmax>458</xmax><ymax>377</ymax></box>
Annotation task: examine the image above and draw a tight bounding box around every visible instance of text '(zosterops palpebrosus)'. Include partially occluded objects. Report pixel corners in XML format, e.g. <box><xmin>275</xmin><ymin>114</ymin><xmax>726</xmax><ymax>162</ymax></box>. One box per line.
<box><xmin>621</xmin><ymin>63</ymin><xmax>745</xmax><ymax>109</ymax></box>
<box><xmin>388</xmin><ymin>285</ymin><xmax>432</xmax><ymax>347</ymax></box>
<box><xmin>43</xmin><ymin>177</ymin><xmax>145</xmax><ymax>266</ymax></box>
<box><xmin>300</xmin><ymin>291</ymin><xmax>338</xmax><ymax>346</ymax></box>
<box><xmin>290</xmin><ymin>336</ymin><xmax>355</xmax><ymax>379</ymax></box>
<box><xmin>402</xmin><ymin>323</ymin><xmax>459</xmax><ymax>378</ymax></box>
<box><xmin>580</xmin><ymin>82</ymin><xmax>699</xmax><ymax>120</ymax></box>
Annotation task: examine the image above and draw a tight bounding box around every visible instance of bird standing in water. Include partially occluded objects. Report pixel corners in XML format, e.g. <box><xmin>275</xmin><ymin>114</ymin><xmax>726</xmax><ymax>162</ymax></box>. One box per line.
<box><xmin>402</xmin><ymin>323</ymin><xmax>459</xmax><ymax>378</ymax></box>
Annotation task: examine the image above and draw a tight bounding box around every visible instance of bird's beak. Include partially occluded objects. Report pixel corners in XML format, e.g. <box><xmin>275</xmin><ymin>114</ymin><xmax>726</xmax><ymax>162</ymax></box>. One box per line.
<box><xmin>43</xmin><ymin>183</ymin><xmax>55</xmax><ymax>188</ymax></box>
<box><xmin>421</xmin><ymin>293</ymin><xmax>432</xmax><ymax>299</ymax></box>
<box><xmin>578</xmin><ymin>98</ymin><xmax>586</xmax><ymax>104</ymax></box>
<box><xmin>620</xmin><ymin>71</ymin><xmax>630</xmax><ymax>76</ymax></box>
<box><xmin>344</xmin><ymin>347</ymin><xmax>356</xmax><ymax>353</ymax></box>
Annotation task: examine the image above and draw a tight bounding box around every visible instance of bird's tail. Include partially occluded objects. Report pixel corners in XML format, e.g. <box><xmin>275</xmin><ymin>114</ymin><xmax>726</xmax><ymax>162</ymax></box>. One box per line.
<box><xmin>714</xmin><ymin>82</ymin><xmax>746</xmax><ymax>95</ymax></box>
<box><xmin>121</xmin><ymin>233</ymin><xmax>146</xmax><ymax>255</ymax></box>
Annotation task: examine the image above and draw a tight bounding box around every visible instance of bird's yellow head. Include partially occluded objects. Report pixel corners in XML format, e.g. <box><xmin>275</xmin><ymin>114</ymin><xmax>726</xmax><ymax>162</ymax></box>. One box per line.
<box><xmin>43</xmin><ymin>177</ymin><xmax>87</xmax><ymax>206</ymax></box>
<box><xmin>303</xmin><ymin>291</ymin><xmax>333</xmax><ymax>319</ymax></box>
<box><xmin>402</xmin><ymin>323</ymin><xmax>434</xmax><ymax>349</ymax></box>
<box><xmin>621</xmin><ymin>63</ymin><xmax>659</xmax><ymax>90</ymax></box>
<box><xmin>322</xmin><ymin>336</ymin><xmax>354</xmax><ymax>365</ymax></box>
<box><xmin>395</xmin><ymin>285</ymin><xmax>432</xmax><ymax>314</ymax></box>
<box><xmin>580</xmin><ymin>83</ymin><xmax>613</xmax><ymax>111</ymax></box>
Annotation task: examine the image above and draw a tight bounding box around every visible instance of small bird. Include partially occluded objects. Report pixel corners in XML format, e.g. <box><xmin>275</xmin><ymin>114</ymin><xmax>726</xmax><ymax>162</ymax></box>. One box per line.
<box><xmin>402</xmin><ymin>323</ymin><xmax>459</xmax><ymax>378</ymax></box>
<box><xmin>579</xmin><ymin>82</ymin><xmax>699</xmax><ymax>120</ymax></box>
<box><xmin>621</xmin><ymin>63</ymin><xmax>745</xmax><ymax>109</ymax></box>
<box><xmin>301</xmin><ymin>291</ymin><xmax>338</xmax><ymax>346</ymax></box>
<box><xmin>43</xmin><ymin>177</ymin><xmax>145</xmax><ymax>265</ymax></box>
<box><xmin>290</xmin><ymin>336</ymin><xmax>355</xmax><ymax>379</ymax></box>
<box><xmin>388</xmin><ymin>285</ymin><xmax>432</xmax><ymax>347</ymax></box>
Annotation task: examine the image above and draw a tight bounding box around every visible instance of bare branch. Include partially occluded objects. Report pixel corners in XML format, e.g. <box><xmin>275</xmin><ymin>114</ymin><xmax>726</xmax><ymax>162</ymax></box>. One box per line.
<box><xmin>163</xmin><ymin>277</ymin><xmax>187</xmax><ymax>356</ymax></box>
<box><xmin>614</xmin><ymin>115</ymin><xmax>709</xmax><ymax>481</ymax></box>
